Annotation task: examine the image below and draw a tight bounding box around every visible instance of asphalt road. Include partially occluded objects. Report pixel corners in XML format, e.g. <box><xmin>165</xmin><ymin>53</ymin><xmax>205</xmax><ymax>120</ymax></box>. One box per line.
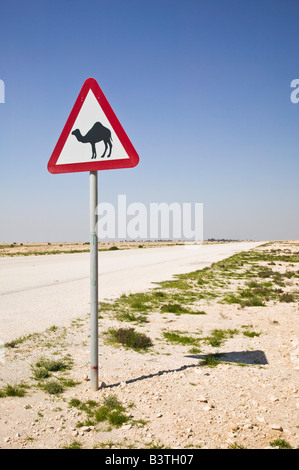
<box><xmin>0</xmin><ymin>241</ymin><xmax>264</xmax><ymax>342</ymax></box>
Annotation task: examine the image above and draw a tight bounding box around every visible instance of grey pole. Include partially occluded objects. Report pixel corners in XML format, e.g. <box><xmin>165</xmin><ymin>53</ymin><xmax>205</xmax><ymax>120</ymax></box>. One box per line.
<box><xmin>90</xmin><ymin>171</ymin><xmax>98</xmax><ymax>391</ymax></box>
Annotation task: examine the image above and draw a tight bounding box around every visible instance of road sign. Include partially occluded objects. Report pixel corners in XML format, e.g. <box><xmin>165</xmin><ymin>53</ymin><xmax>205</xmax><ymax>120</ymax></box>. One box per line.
<box><xmin>48</xmin><ymin>78</ymin><xmax>139</xmax><ymax>391</ymax></box>
<box><xmin>47</xmin><ymin>77</ymin><xmax>139</xmax><ymax>174</ymax></box>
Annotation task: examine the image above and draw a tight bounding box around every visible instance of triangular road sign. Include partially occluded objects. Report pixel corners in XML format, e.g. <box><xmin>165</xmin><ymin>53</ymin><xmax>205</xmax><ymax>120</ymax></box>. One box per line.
<box><xmin>47</xmin><ymin>78</ymin><xmax>139</xmax><ymax>174</ymax></box>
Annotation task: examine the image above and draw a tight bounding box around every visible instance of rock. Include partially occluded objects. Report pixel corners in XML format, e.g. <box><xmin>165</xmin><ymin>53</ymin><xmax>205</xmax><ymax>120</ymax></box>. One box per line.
<box><xmin>217</xmin><ymin>364</ymin><xmax>230</xmax><ymax>370</ymax></box>
<box><xmin>269</xmin><ymin>396</ymin><xmax>279</xmax><ymax>402</ymax></box>
<box><xmin>229</xmin><ymin>423</ymin><xmax>240</xmax><ymax>432</ymax></box>
<box><xmin>203</xmin><ymin>405</ymin><xmax>212</xmax><ymax>411</ymax></box>
<box><xmin>243</xmin><ymin>423</ymin><xmax>253</xmax><ymax>430</ymax></box>
<box><xmin>257</xmin><ymin>417</ymin><xmax>266</xmax><ymax>423</ymax></box>
<box><xmin>198</xmin><ymin>395</ymin><xmax>208</xmax><ymax>403</ymax></box>
<box><xmin>81</xmin><ymin>426</ymin><xmax>92</xmax><ymax>432</ymax></box>
<box><xmin>226</xmin><ymin>438</ymin><xmax>234</xmax><ymax>446</ymax></box>
<box><xmin>271</xmin><ymin>424</ymin><xmax>283</xmax><ymax>432</ymax></box>
<box><xmin>122</xmin><ymin>424</ymin><xmax>132</xmax><ymax>430</ymax></box>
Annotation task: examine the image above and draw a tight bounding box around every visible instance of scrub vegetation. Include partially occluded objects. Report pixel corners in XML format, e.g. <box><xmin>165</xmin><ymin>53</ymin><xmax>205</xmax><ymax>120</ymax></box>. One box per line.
<box><xmin>31</xmin><ymin>355</ymin><xmax>77</xmax><ymax>395</ymax></box>
<box><xmin>104</xmin><ymin>327</ymin><xmax>153</xmax><ymax>352</ymax></box>
<box><xmin>0</xmin><ymin>383</ymin><xmax>27</xmax><ymax>398</ymax></box>
<box><xmin>69</xmin><ymin>394</ymin><xmax>133</xmax><ymax>429</ymax></box>
<box><xmin>100</xmin><ymin>242</ymin><xmax>298</xmax><ymax>358</ymax></box>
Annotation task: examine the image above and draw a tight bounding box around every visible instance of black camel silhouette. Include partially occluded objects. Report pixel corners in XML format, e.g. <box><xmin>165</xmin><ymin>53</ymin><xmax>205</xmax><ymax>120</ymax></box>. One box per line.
<box><xmin>72</xmin><ymin>122</ymin><xmax>112</xmax><ymax>159</ymax></box>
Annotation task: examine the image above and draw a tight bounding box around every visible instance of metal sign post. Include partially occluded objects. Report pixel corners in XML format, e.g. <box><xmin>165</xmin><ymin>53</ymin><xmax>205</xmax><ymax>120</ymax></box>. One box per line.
<box><xmin>89</xmin><ymin>170</ymin><xmax>98</xmax><ymax>391</ymax></box>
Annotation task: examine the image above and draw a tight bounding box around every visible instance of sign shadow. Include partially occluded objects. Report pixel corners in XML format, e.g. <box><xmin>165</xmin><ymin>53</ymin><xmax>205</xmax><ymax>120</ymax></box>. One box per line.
<box><xmin>186</xmin><ymin>350</ymin><xmax>268</xmax><ymax>365</ymax></box>
<box><xmin>101</xmin><ymin>350</ymin><xmax>268</xmax><ymax>390</ymax></box>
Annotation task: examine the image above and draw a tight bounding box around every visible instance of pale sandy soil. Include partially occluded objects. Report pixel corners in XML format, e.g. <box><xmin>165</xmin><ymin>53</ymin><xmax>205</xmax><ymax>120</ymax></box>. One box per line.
<box><xmin>0</xmin><ymin>241</ymin><xmax>298</xmax><ymax>449</ymax></box>
<box><xmin>0</xmin><ymin>240</ymin><xmax>239</xmax><ymax>257</ymax></box>
<box><xmin>0</xmin><ymin>241</ymin><xmax>177</xmax><ymax>257</ymax></box>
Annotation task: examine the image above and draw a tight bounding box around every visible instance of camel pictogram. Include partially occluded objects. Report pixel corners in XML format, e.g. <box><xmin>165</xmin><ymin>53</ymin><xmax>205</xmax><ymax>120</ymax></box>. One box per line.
<box><xmin>72</xmin><ymin>121</ymin><xmax>113</xmax><ymax>159</ymax></box>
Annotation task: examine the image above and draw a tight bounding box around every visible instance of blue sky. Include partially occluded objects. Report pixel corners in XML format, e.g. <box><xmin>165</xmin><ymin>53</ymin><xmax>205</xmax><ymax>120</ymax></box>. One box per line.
<box><xmin>0</xmin><ymin>0</ymin><xmax>298</xmax><ymax>242</ymax></box>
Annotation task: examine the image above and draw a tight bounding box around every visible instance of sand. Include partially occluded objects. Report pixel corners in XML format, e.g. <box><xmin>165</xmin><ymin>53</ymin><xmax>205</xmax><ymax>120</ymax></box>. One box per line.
<box><xmin>0</xmin><ymin>240</ymin><xmax>298</xmax><ymax>449</ymax></box>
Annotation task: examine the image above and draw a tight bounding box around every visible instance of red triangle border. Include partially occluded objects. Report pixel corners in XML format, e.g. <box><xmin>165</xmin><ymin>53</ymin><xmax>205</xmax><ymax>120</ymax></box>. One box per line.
<box><xmin>47</xmin><ymin>78</ymin><xmax>139</xmax><ymax>174</ymax></box>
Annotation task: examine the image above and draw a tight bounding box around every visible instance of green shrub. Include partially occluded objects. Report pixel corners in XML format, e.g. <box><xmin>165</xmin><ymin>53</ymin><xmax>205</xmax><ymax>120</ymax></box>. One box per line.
<box><xmin>279</xmin><ymin>293</ymin><xmax>295</xmax><ymax>303</ymax></box>
<box><xmin>35</xmin><ymin>357</ymin><xmax>72</xmax><ymax>374</ymax></box>
<box><xmin>160</xmin><ymin>303</ymin><xmax>188</xmax><ymax>314</ymax></box>
<box><xmin>205</xmin><ymin>329</ymin><xmax>239</xmax><ymax>347</ymax></box>
<box><xmin>42</xmin><ymin>380</ymin><xmax>64</xmax><ymax>395</ymax></box>
<box><xmin>243</xmin><ymin>331</ymin><xmax>261</xmax><ymax>338</ymax></box>
<box><xmin>107</xmin><ymin>327</ymin><xmax>153</xmax><ymax>351</ymax></box>
<box><xmin>270</xmin><ymin>439</ymin><xmax>293</xmax><ymax>449</ymax></box>
<box><xmin>0</xmin><ymin>384</ymin><xmax>27</xmax><ymax>398</ymax></box>
<box><xmin>32</xmin><ymin>367</ymin><xmax>50</xmax><ymax>380</ymax></box>
<box><xmin>117</xmin><ymin>312</ymin><xmax>148</xmax><ymax>324</ymax></box>
<box><xmin>163</xmin><ymin>331</ymin><xmax>199</xmax><ymax>346</ymax></box>
<box><xmin>75</xmin><ymin>394</ymin><xmax>130</xmax><ymax>428</ymax></box>
<box><xmin>62</xmin><ymin>440</ymin><xmax>82</xmax><ymax>449</ymax></box>
<box><xmin>199</xmin><ymin>355</ymin><xmax>221</xmax><ymax>368</ymax></box>
<box><xmin>107</xmin><ymin>410</ymin><xmax>128</xmax><ymax>427</ymax></box>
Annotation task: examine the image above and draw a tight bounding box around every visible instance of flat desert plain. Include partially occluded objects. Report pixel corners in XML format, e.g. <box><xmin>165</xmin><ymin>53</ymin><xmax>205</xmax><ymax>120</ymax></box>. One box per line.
<box><xmin>0</xmin><ymin>240</ymin><xmax>298</xmax><ymax>449</ymax></box>
<box><xmin>0</xmin><ymin>240</ymin><xmax>182</xmax><ymax>257</ymax></box>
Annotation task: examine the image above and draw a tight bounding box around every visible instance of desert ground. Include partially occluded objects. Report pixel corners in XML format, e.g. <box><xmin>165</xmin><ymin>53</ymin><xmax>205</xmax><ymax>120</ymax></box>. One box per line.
<box><xmin>0</xmin><ymin>240</ymin><xmax>241</xmax><ymax>257</ymax></box>
<box><xmin>0</xmin><ymin>241</ymin><xmax>181</xmax><ymax>257</ymax></box>
<box><xmin>0</xmin><ymin>240</ymin><xmax>298</xmax><ymax>449</ymax></box>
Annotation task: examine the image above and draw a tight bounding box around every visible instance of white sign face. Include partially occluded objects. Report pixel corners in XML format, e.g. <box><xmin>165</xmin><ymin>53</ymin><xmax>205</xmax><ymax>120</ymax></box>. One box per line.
<box><xmin>56</xmin><ymin>90</ymin><xmax>130</xmax><ymax>165</ymax></box>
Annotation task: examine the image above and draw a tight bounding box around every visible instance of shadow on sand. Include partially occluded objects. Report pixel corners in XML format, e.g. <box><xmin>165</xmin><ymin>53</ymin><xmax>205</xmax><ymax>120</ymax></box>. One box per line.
<box><xmin>101</xmin><ymin>350</ymin><xmax>268</xmax><ymax>390</ymax></box>
<box><xmin>186</xmin><ymin>349</ymin><xmax>268</xmax><ymax>365</ymax></box>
